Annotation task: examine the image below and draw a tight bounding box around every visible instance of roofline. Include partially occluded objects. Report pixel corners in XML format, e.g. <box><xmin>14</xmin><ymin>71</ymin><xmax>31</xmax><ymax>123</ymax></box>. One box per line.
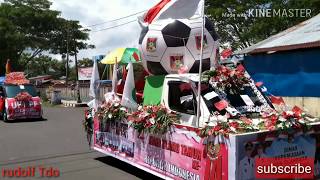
<box><xmin>248</xmin><ymin>41</ymin><xmax>320</xmax><ymax>54</ymax></box>
<box><xmin>238</xmin><ymin>13</ymin><xmax>320</xmax><ymax>54</ymax></box>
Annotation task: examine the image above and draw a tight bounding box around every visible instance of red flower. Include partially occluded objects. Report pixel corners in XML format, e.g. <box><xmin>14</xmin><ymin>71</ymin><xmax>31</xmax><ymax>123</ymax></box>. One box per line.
<box><xmin>240</xmin><ymin>117</ymin><xmax>252</xmax><ymax>125</ymax></box>
<box><xmin>270</xmin><ymin>114</ymin><xmax>278</xmax><ymax>123</ymax></box>
<box><xmin>264</xmin><ymin>120</ymin><xmax>276</xmax><ymax>130</ymax></box>
<box><xmin>15</xmin><ymin>92</ymin><xmax>32</xmax><ymax>101</ymax></box>
<box><xmin>144</xmin><ymin>121</ymin><xmax>152</xmax><ymax>128</ymax></box>
<box><xmin>5</xmin><ymin>72</ymin><xmax>30</xmax><ymax>85</ymax></box>
<box><xmin>229</xmin><ymin>121</ymin><xmax>239</xmax><ymax>129</ymax></box>
<box><xmin>292</xmin><ymin>106</ymin><xmax>302</xmax><ymax>118</ymax></box>
<box><xmin>213</xmin><ymin>125</ymin><xmax>222</xmax><ymax>131</ymax></box>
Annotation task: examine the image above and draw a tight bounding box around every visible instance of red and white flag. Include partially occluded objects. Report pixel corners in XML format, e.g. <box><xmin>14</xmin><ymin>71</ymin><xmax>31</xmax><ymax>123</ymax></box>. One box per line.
<box><xmin>214</xmin><ymin>100</ymin><xmax>228</xmax><ymax>111</ymax></box>
<box><xmin>270</xmin><ymin>95</ymin><xmax>285</xmax><ymax>105</ymax></box>
<box><xmin>140</xmin><ymin>0</ymin><xmax>204</xmax><ymax>25</ymax></box>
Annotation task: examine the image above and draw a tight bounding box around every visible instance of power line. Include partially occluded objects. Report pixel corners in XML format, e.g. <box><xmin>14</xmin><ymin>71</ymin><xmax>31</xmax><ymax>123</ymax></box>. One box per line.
<box><xmin>85</xmin><ymin>10</ymin><xmax>147</xmax><ymax>28</ymax></box>
<box><xmin>91</xmin><ymin>19</ymin><xmax>137</xmax><ymax>32</ymax></box>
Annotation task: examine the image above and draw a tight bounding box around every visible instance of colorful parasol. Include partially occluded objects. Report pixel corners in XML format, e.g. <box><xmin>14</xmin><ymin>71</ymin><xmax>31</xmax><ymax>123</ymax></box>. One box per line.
<box><xmin>100</xmin><ymin>48</ymin><xmax>141</xmax><ymax>65</ymax></box>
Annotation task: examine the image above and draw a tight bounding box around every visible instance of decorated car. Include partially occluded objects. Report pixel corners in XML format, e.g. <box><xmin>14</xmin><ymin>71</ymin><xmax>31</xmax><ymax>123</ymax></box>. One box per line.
<box><xmin>0</xmin><ymin>72</ymin><xmax>42</xmax><ymax>121</ymax></box>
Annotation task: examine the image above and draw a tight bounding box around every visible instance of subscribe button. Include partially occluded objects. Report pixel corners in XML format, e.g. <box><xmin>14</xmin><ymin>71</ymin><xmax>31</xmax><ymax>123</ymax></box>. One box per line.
<box><xmin>255</xmin><ymin>157</ymin><xmax>314</xmax><ymax>179</ymax></box>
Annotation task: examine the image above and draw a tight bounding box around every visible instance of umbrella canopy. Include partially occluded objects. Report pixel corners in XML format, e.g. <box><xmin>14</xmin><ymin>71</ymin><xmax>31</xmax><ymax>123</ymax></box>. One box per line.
<box><xmin>100</xmin><ymin>48</ymin><xmax>141</xmax><ymax>65</ymax></box>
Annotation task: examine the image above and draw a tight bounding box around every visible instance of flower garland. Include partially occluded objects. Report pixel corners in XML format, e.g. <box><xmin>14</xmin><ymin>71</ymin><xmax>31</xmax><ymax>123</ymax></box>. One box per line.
<box><xmin>200</xmin><ymin>106</ymin><xmax>317</xmax><ymax>138</ymax></box>
<box><xmin>199</xmin><ymin>116</ymin><xmax>261</xmax><ymax>137</ymax></box>
<box><xmin>15</xmin><ymin>92</ymin><xmax>33</xmax><ymax>102</ymax></box>
<box><xmin>261</xmin><ymin>107</ymin><xmax>311</xmax><ymax>131</ymax></box>
<box><xmin>96</xmin><ymin>101</ymin><xmax>128</xmax><ymax>123</ymax></box>
<box><xmin>128</xmin><ymin>105</ymin><xmax>180</xmax><ymax>135</ymax></box>
<box><xmin>5</xmin><ymin>72</ymin><xmax>30</xmax><ymax>85</ymax></box>
<box><xmin>202</xmin><ymin>65</ymin><xmax>251</xmax><ymax>94</ymax></box>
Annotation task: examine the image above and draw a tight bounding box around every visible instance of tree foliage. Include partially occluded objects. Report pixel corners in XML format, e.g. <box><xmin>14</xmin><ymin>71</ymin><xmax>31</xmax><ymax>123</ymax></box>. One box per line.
<box><xmin>0</xmin><ymin>0</ymin><xmax>94</xmax><ymax>75</ymax></box>
<box><xmin>206</xmin><ymin>0</ymin><xmax>320</xmax><ymax>50</ymax></box>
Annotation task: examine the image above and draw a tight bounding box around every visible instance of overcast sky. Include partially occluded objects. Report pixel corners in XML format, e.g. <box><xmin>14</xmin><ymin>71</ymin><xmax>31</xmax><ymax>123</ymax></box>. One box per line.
<box><xmin>49</xmin><ymin>0</ymin><xmax>159</xmax><ymax>60</ymax></box>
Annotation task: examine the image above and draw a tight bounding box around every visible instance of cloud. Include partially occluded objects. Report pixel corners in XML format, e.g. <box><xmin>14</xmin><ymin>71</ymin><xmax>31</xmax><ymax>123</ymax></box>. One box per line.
<box><xmin>50</xmin><ymin>0</ymin><xmax>158</xmax><ymax>60</ymax></box>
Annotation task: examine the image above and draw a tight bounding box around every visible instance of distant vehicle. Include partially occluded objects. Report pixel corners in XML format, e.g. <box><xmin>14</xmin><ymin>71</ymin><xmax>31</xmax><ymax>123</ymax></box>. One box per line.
<box><xmin>0</xmin><ymin>84</ymin><xmax>42</xmax><ymax>121</ymax></box>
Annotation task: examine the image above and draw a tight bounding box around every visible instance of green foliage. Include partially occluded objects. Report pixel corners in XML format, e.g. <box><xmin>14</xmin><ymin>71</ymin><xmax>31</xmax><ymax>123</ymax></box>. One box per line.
<box><xmin>78</xmin><ymin>58</ymin><xmax>94</xmax><ymax>68</ymax></box>
<box><xmin>0</xmin><ymin>0</ymin><xmax>94</xmax><ymax>75</ymax></box>
<box><xmin>206</xmin><ymin>0</ymin><xmax>320</xmax><ymax>50</ymax></box>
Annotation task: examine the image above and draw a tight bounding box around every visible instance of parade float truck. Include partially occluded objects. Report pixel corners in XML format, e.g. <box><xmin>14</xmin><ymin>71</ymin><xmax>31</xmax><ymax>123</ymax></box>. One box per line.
<box><xmin>0</xmin><ymin>72</ymin><xmax>42</xmax><ymax>121</ymax></box>
<box><xmin>90</xmin><ymin>65</ymin><xmax>320</xmax><ymax>180</ymax></box>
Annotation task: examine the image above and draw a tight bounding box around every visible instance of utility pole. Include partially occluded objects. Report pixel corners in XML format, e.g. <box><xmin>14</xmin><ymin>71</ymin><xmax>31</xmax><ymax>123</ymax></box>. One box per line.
<box><xmin>74</xmin><ymin>38</ymin><xmax>82</xmax><ymax>103</ymax></box>
<box><xmin>65</xmin><ymin>25</ymin><xmax>69</xmax><ymax>86</ymax></box>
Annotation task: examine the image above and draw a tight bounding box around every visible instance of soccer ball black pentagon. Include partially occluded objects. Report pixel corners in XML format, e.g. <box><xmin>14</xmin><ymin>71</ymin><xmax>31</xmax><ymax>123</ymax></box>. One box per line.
<box><xmin>139</xmin><ymin>17</ymin><xmax>219</xmax><ymax>75</ymax></box>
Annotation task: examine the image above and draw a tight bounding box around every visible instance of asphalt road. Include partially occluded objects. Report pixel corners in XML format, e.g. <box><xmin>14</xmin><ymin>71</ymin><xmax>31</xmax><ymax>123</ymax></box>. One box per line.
<box><xmin>0</xmin><ymin>107</ymin><xmax>159</xmax><ymax>180</ymax></box>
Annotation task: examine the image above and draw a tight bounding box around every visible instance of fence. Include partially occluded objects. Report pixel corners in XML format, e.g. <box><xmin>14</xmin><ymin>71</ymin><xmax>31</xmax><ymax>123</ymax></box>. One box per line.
<box><xmin>37</xmin><ymin>84</ymin><xmax>112</xmax><ymax>102</ymax></box>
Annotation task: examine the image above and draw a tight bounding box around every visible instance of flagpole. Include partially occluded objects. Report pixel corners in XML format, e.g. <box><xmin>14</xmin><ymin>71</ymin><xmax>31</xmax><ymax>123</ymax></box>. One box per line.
<box><xmin>196</xmin><ymin>0</ymin><xmax>205</xmax><ymax>128</ymax></box>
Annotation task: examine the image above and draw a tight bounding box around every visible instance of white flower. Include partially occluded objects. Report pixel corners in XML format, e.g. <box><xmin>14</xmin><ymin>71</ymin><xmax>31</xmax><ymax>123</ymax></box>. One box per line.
<box><xmin>120</xmin><ymin>107</ymin><xmax>126</xmax><ymax>111</ymax></box>
<box><xmin>207</xmin><ymin>121</ymin><xmax>217</xmax><ymax>127</ymax></box>
<box><xmin>108</xmin><ymin>113</ymin><xmax>113</xmax><ymax>119</ymax></box>
<box><xmin>285</xmin><ymin>121</ymin><xmax>292</xmax><ymax>128</ymax></box>
<box><xmin>286</xmin><ymin>111</ymin><xmax>294</xmax><ymax>116</ymax></box>
<box><xmin>209</xmin><ymin>115</ymin><xmax>218</xmax><ymax>122</ymax></box>
<box><xmin>230</xmin><ymin>126</ymin><xmax>237</xmax><ymax>132</ymax></box>
<box><xmin>277</xmin><ymin>123</ymin><xmax>284</xmax><ymax>129</ymax></box>
<box><xmin>298</xmin><ymin>119</ymin><xmax>305</xmax><ymax>124</ymax></box>
<box><xmin>253</xmin><ymin>126</ymin><xmax>260</xmax><ymax>130</ymax></box>
<box><xmin>114</xmin><ymin>103</ymin><xmax>120</xmax><ymax>107</ymax></box>
<box><xmin>217</xmin><ymin>115</ymin><xmax>228</xmax><ymax>122</ymax></box>
<box><xmin>279</xmin><ymin>116</ymin><xmax>287</xmax><ymax>122</ymax></box>
<box><xmin>138</xmin><ymin>106</ymin><xmax>143</xmax><ymax>111</ymax></box>
<box><xmin>149</xmin><ymin>118</ymin><xmax>155</xmax><ymax>124</ymax></box>
<box><xmin>252</xmin><ymin>119</ymin><xmax>261</xmax><ymax>126</ymax></box>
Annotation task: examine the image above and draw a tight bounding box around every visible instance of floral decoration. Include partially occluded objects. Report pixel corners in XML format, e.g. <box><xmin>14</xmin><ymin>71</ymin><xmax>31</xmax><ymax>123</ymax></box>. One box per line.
<box><xmin>96</xmin><ymin>101</ymin><xmax>128</xmax><ymax>123</ymax></box>
<box><xmin>128</xmin><ymin>105</ymin><xmax>180</xmax><ymax>135</ymax></box>
<box><xmin>199</xmin><ymin>116</ymin><xmax>261</xmax><ymax>138</ymax></box>
<box><xmin>202</xmin><ymin>65</ymin><xmax>251</xmax><ymax>94</ymax></box>
<box><xmin>261</xmin><ymin>106</ymin><xmax>312</xmax><ymax>131</ymax></box>
<box><xmin>5</xmin><ymin>72</ymin><xmax>30</xmax><ymax>85</ymax></box>
<box><xmin>200</xmin><ymin>106</ymin><xmax>317</xmax><ymax>138</ymax></box>
<box><xmin>15</xmin><ymin>92</ymin><xmax>33</xmax><ymax>102</ymax></box>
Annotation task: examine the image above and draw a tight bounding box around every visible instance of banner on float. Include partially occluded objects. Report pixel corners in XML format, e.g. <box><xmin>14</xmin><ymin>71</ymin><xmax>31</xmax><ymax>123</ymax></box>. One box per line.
<box><xmin>93</xmin><ymin>119</ymin><xmax>228</xmax><ymax>180</ymax></box>
<box><xmin>6</xmin><ymin>97</ymin><xmax>42</xmax><ymax>119</ymax></box>
<box><xmin>234</xmin><ymin>125</ymin><xmax>320</xmax><ymax>180</ymax></box>
<box><xmin>78</xmin><ymin>67</ymin><xmax>93</xmax><ymax>80</ymax></box>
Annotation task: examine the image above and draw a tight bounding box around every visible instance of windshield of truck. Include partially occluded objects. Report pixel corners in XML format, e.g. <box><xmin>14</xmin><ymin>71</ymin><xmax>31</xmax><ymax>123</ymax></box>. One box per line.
<box><xmin>4</xmin><ymin>85</ymin><xmax>38</xmax><ymax>98</ymax></box>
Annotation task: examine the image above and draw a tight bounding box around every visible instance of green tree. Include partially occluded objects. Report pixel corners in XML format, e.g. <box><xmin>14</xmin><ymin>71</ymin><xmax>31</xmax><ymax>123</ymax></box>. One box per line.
<box><xmin>0</xmin><ymin>0</ymin><xmax>93</xmax><ymax>75</ymax></box>
<box><xmin>78</xmin><ymin>58</ymin><xmax>94</xmax><ymax>68</ymax></box>
<box><xmin>21</xmin><ymin>53</ymin><xmax>67</xmax><ymax>79</ymax></box>
<box><xmin>206</xmin><ymin>0</ymin><xmax>320</xmax><ymax>50</ymax></box>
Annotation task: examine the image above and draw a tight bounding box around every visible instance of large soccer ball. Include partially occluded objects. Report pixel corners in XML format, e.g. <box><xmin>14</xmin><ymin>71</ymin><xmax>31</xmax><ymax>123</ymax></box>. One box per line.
<box><xmin>139</xmin><ymin>17</ymin><xmax>219</xmax><ymax>75</ymax></box>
